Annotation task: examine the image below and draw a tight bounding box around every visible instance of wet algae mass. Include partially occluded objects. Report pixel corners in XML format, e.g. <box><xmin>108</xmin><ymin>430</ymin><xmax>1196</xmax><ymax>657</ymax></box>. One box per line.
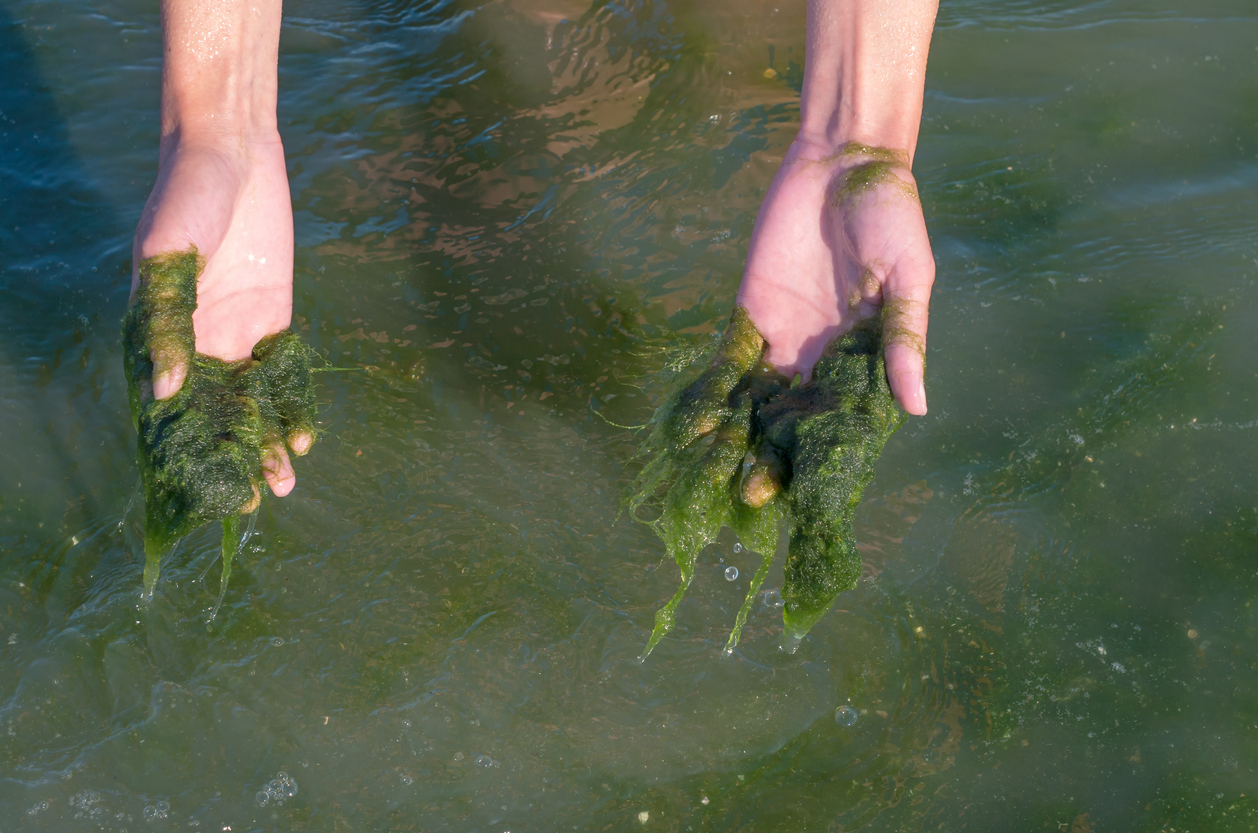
<box><xmin>122</xmin><ymin>249</ymin><xmax>316</xmax><ymax>596</ymax></box>
<box><xmin>629</xmin><ymin>308</ymin><xmax>905</xmax><ymax>655</ymax></box>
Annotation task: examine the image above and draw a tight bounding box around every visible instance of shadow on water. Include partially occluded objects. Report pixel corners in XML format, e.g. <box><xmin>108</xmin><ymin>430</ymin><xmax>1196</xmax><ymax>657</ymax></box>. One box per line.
<box><xmin>0</xmin><ymin>2</ymin><xmax>134</xmax><ymax>539</ymax></box>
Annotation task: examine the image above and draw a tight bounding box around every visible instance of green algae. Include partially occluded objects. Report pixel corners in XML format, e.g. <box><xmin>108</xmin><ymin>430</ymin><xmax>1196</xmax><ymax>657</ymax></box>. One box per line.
<box><xmin>828</xmin><ymin>143</ymin><xmax>920</xmax><ymax>207</ymax></box>
<box><xmin>629</xmin><ymin>308</ymin><xmax>905</xmax><ymax>656</ymax></box>
<box><xmin>122</xmin><ymin>248</ymin><xmax>316</xmax><ymax>598</ymax></box>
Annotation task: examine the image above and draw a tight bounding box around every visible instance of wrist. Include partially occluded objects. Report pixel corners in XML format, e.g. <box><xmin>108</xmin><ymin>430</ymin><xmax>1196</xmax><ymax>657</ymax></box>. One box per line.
<box><xmin>794</xmin><ymin>125</ymin><xmax>916</xmax><ymax>164</ymax></box>
<box><xmin>155</xmin><ymin>122</ymin><xmax>283</xmax><ymax>173</ymax></box>
<box><xmin>157</xmin><ymin>0</ymin><xmax>281</xmax><ymax>146</ymax></box>
<box><xmin>795</xmin><ymin>0</ymin><xmax>938</xmax><ymax>164</ymax></box>
<box><xmin>785</xmin><ymin>134</ymin><xmax>912</xmax><ymax>174</ymax></box>
<box><xmin>796</xmin><ymin>82</ymin><xmax>924</xmax><ymax>160</ymax></box>
<box><xmin>159</xmin><ymin>72</ymin><xmax>279</xmax><ymax>147</ymax></box>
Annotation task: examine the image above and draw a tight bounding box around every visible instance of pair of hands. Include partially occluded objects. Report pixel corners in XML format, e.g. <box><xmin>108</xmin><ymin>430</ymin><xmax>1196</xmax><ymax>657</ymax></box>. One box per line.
<box><xmin>130</xmin><ymin>133</ymin><xmax>934</xmax><ymax>501</ymax></box>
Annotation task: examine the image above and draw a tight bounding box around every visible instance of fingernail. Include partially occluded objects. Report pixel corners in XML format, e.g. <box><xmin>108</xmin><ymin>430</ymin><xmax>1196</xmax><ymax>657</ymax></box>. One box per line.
<box><xmin>153</xmin><ymin>370</ymin><xmax>172</xmax><ymax>400</ymax></box>
<box><xmin>153</xmin><ymin>364</ymin><xmax>186</xmax><ymax>400</ymax></box>
<box><xmin>289</xmin><ymin>431</ymin><xmax>313</xmax><ymax>456</ymax></box>
<box><xmin>917</xmin><ymin>380</ymin><xmax>927</xmax><ymax>414</ymax></box>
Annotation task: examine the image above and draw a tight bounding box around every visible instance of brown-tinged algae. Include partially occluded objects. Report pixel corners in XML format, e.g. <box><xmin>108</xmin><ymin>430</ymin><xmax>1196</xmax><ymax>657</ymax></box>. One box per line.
<box><xmin>627</xmin><ymin>307</ymin><xmax>905</xmax><ymax>657</ymax></box>
<box><xmin>122</xmin><ymin>248</ymin><xmax>316</xmax><ymax>599</ymax></box>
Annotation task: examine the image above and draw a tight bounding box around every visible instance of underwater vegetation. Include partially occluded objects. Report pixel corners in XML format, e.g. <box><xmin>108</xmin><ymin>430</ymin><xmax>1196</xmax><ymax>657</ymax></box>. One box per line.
<box><xmin>628</xmin><ymin>307</ymin><xmax>905</xmax><ymax>656</ymax></box>
<box><xmin>122</xmin><ymin>249</ymin><xmax>316</xmax><ymax>599</ymax></box>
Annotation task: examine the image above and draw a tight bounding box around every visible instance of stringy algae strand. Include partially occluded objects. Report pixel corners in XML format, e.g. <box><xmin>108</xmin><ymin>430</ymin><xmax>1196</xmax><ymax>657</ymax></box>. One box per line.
<box><xmin>122</xmin><ymin>248</ymin><xmax>317</xmax><ymax>598</ymax></box>
<box><xmin>628</xmin><ymin>307</ymin><xmax>905</xmax><ymax>655</ymax></box>
<box><xmin>775</xmin><ymin>321</ymin><xmax>905</xmax><ymax>639</ymax></box>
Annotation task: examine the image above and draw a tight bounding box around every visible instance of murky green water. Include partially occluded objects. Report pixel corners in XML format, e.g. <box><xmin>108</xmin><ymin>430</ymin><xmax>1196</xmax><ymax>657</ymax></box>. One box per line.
<box><xmin>3</xmin><ymin>0</ymin><xmax>1258</xmax><ymax>829</ymax></box>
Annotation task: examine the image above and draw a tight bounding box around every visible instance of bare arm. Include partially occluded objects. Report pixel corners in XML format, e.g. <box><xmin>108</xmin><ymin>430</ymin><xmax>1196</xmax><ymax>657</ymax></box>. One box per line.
<box><xmin>157</xmin><ymin>0</ymin><xmax>283</xmax><ymax>144</ymax></box>
<box><xmin>797</xmin><ymin>0</ymin><xmax>936</xmax><ymax>155</ymax></box>
<box><xmin>133</xmin><ymin>0</ymin><xmax>304</xmax><ymax>495</ymax></box>
<box><xmin>738</xmin><ymin>0</ymin><xmax>938</xmax><ymax>414</ymax></box>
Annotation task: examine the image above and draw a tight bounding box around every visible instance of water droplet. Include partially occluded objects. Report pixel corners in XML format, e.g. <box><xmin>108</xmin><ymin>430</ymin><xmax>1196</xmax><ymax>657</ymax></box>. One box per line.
<box><xmin>835</xmin><ymin>706</ymin><xmax>858</xmax><ymax>726</ymax></box>
<box><xmin>724</xmin><ymin>566</ymin><xmax>739</xmax><ymax>581</ymax></box>
<box><xmin>733</xmin><ymin>543</ymin><xmax>742</xmax><ymax>553</ymax></box>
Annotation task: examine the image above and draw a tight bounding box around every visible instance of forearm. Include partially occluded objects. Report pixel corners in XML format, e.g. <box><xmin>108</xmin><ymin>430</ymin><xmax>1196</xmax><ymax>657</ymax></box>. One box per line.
<box><xmin>797</xmin><ymin>0</ymin><xmax>938</xmax><ymax>161</ymax></box>
<box><xmin>159</xmin><ymin>0</ymin><xmax>283</xmax><ymax>148</ymax></box>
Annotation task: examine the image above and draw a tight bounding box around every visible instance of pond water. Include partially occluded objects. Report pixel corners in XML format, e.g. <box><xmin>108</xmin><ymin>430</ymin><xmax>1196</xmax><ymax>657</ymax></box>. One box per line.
<box><xmin>2</xmin><ymin>0</ymin><xmax>1257</xmax><ymax>829</ymax></box>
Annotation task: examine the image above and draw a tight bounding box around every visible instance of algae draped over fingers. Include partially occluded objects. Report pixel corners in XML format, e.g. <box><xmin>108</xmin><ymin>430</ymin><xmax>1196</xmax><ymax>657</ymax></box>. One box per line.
<box><xmin>122</xmin><ymin>248</ymin><xmax>317</xmax><ymax>597</ymax></box>
<box><xmin>628</xmin><ymin>308</ymin><xmax>905</xmax><ymax>656</ymax></box>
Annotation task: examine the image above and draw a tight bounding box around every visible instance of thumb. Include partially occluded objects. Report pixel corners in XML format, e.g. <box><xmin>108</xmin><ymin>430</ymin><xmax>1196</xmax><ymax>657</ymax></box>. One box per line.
<box><xmin>151</xmin><ymin>338</ymin><xmax>190</xmax><ymax>400</ymax></box>
<box><xmin>880</xmin><ymin>258</ymin><xmax>934</xmax><ymax>416</ymax></box>
<box><xmin>135</xmin><ymin>249</ymin><xmax>201</xmax><ymax>400</ymax></box>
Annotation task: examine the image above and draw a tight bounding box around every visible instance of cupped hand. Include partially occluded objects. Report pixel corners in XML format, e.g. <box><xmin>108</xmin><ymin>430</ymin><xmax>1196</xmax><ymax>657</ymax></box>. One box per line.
<box><xmin>131</xmin><ymin>132</ymin><xmax>307</xmax><ymax>496</ymax></box>
<box><xmin>737</xmin><ymin>136</ymin><xmax>935</xmax><ymax>415</ymax></box>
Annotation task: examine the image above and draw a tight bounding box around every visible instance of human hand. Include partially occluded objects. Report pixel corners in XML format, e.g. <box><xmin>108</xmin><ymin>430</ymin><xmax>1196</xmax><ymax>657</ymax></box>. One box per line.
<box><xmin>131</xmin><ymin>132</ymin><xmax>309</xmax><ymax>496</ymax></box>
<box><xmin>736</xmin><ymin>137</ymin><xmax>935</xmax><ymax>415</ymax></box>
<box><xmin>629</xmin><ymin>307</ymin><xmax>905</xmax><ymax>653</ymax></box>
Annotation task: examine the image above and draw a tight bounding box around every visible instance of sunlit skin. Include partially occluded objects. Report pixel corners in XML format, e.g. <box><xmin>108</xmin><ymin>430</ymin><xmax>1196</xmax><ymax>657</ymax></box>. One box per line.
<box><xmin>137</xmin><ymin>0</ymin><xmax>939</xmax><ymax>501</ymax></box>
<box><xmin>131</xmin><ymin>0</ymin><xmax>306</xmax><ymax>496</ymax></box>
<box><xmin>739</xmin><ymin>0</ymin><xmax>939</xmax><ymax>416</ymax></box>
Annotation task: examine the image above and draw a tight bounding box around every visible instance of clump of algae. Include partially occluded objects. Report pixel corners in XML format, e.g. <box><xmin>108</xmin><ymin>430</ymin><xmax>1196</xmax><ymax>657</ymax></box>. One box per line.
<box><xmin>628</xmin><ymin>308</ymin><xmax>905</xmax><ymax>656</ymax></box>
<box><xmin>122</xmin><ymin>248</ymin><xmax>316</xmax><ymax>599</ymax></box>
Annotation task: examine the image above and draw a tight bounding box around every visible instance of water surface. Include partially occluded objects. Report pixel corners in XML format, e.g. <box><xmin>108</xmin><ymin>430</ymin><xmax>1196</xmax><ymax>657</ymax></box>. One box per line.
<box><xmin>2</xmin><ymin>0</ymin><xmax>1257</xmax><ymax>829</ymax></box>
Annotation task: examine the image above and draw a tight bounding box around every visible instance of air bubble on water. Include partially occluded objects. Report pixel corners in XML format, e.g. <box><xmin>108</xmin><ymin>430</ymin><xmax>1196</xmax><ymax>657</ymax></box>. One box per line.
<box><xmin>454</xmin><ymin>751</ymin><xmax>464</xmax><ymax>761</ymax></box>
<box><xmin>400</xmin><ymin>773</ymin><xmax>414</xmax><ymax>786</ymax></box>
<box><xmin>272</xmin><ymin>637</ymin><xmax>284</xmax><ymax>647</ymax></box>
<box><xmin>762</xmin><ymin>589</ymin><xmax>783</xmax><ymax>608</ymax></box>
<box><xmin>143</xmin><ymin>800</ymin><xmax>170</xmax><ymax>821</ymax></box>
<box><xmin>724</xmin><ymin>566</ymin><xmax>738</xmax><ymax>581</ymax></box>
<box><xmin>835</xmin><ymin>706</ymin><xmax>858</xmax><ymax>726</ymax></box>
<box><xmin>476</xmin><ymin>755</ymin><xmax>494</xmax><ymax>767</ymax></box>
<box><xmin>71</xmin><ymin>790</ymin><xmax>102</xmax><ymax>820</ymax></box>
<box><xmin>256</xmin><ymin>771</ymin><xmax>298</xmax><ymax>807</ymax></box>
<box><xmin>733</xmin><ymin>543</ymin><xmax>742</xmax><ymax>553</ymax></box>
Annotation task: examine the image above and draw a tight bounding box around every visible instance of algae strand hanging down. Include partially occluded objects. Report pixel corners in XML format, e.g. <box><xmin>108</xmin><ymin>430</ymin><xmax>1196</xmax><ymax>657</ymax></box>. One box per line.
<box><xmin>122</xmin><ymin>248</ymin><xmax>317</xmax><ymax>597</ymax></box>
<box><xmin>627</xmin><ymin>306</ymin><xmax>905</xmax><ymax>656</ymax></box>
